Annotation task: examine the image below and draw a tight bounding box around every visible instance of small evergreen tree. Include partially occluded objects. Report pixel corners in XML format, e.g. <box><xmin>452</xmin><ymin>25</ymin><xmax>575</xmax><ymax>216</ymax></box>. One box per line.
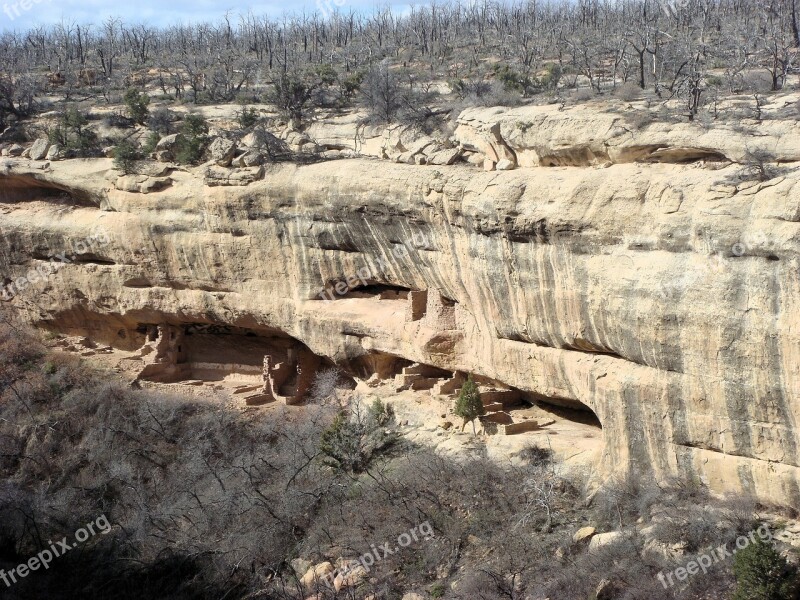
<box><xmin>142</xmin><ymin>131</ymin><xmax>161</xmax><ymax>154</ymax></box>
<box><xmin>454</xmin><ymin>375</ymin><xmax>484</xmax><ymax>435</ymax></box>
<box><xmin>113</xmin><ymin>140</ymin><xmax>142</xmax><ymax>174</ymax></box>
<box><xmin>175</xmin><ymin>113</ymin><xmax>208</xmax><ymax>165</ymax></box>
<box><xmin>48</xmin><ymin>107</ymin><xmax>99</xmax><ymax>156</ymax></box>
<box><xmin>236</xmin><ymin>105</ymin><xmax>259</xmax><ymax>129</ymax></box>
<box><xmin>367</xmin><ymin>397</ymin><xmax>393</xmax><ymax>426</ymax></box>
<box><xmin>319</xmin><ymin>397</ymin><xmax>395</xmax><ymax>473</ymax></box>
<box><xmin>123</xmin><ymin>87</ymin><xmax>150</xmax><ymax>125</ymax></box>
<box><xmin>733</xmin><ymin>537</ymin><xmax>798</xmax><ymax>600</ymax></box>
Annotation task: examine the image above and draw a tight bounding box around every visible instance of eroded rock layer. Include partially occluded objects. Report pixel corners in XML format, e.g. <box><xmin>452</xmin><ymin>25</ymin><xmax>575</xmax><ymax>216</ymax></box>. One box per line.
<box><xmin>1</xmin><ymin>128</ymin><xmax>799</xmax><ymax>503</ymax></box>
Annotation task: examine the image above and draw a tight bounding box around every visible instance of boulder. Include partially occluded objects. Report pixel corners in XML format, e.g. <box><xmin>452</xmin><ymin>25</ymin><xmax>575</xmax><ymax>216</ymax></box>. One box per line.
<box><xmin>496</xmin><ymin>158</ymin><xmax>516</xmax><ymax>170</ymax></box>
<box><xmin>463</xmin><ymin>151</ymin><xmax>485</xmax><ymax>166</ymax></box>
<box><xmin>300</xmin><ymin>562</ymin><xmax>334</xmax><ymax>588</ymax></box>
<box><xmin>397</xmin><ymin>151</ymin><xmax>416</xmax><ymax>164</ymax></box>
<box><xmin>130</xmin><ymin>162</ymin><xmax>171</xmax><ymax>177</ymax></box>
<box><xmin>154</xmin><ymin>150</ymin><xmax>172</xmax><ymax>162</ymax></box>
<box><xmin>114</xmin><ymin>175</ymin><xmax>173</xmax><ymax>194</ymax></box>
<box><xmin>286</xmin><ymin>131</ymin><xmax>311</xmax><ymax>147</ymax></box>
<box><xmin>8</xmin><ymin>144</ymin><xmax>24</xmax><ymax>157</ymax></box>
<box><xmin>45</xmin><ymin>145</ymin><xmax>61</xmax><ymax>161</ymax></box>
<box><xmin>208</xmin><ymin>137</ymin><xmax>237</xmax><ymax>167</ymax></box>
<box><xmin>405</xmin><ymin>137</ymin><xmax>436</xmax><ymax>155</ymax></box>
<box><xmin>154</xmin><ymin>133</ymin><xmax>184</xmax><ymax>161</ymax></box>
<box><xmin>29</xmin><ymin>138</ymin><xmax>51</xmax><ymax>160</ymax></box>
<box><xmin>204</xmin><ymin>165</ymin><xmax>264</xmax><ymax>187</ymax></box>
<box><xmin>572</xmin><ymin>526</ymin><xmax>596</xmax><ymax>544</ymax></box>
<box><xmin>427</xmin><ymin>148</ymin><xmax>462</xmax><ymax>166</ymax></box>
<box><xmin>232</xmin><ymin>151</ymin><xmax>264</xmax><ymax>168</ymax></box>
<box><xmin>333</xmin><ymin>563</ymin><xmax>367</xmax><ymax>590</ymax></box>
<box><xmin>588</xmin><ymin>531</ymin><xmax>624</xmax><ymax>553</ymax></box>
<box><xmin>240</xmin><ymin>132</ymin><xmax>260</xmax><ymax>148</ymax></box>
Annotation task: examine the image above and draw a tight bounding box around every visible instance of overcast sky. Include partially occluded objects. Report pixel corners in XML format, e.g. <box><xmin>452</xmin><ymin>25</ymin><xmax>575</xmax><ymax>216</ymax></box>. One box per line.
<box><xmin>1</xmin><ymin>0</ymin><xmax>429</xmax><ymax>32</ymax></box>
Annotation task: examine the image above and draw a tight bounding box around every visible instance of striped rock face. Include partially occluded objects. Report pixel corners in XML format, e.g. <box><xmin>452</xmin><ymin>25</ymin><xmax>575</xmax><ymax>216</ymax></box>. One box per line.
<box><xmin>1</xmin><ymin>108</ymin><xmax>798</xmax><ymax>504</ymax></box>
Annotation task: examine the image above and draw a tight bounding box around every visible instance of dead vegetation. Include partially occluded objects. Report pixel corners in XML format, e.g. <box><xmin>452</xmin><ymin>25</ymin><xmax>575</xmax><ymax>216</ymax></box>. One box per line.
<box><xmin>0</xmin><ymin>315</ymin><xmax>794</xmax><ymax>599</ymax></box>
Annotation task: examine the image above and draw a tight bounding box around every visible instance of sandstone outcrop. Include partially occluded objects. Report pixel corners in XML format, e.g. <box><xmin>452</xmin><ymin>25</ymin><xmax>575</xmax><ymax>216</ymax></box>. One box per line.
<box><xmin>208</xmin><ymin>137</ymin><xmax>237</xmax><ymax>167</ymax></box>
<box><xmin>113</xmin><ymin>174</ymin><xmax>172</xmax><ymax>194</ymax></box>
<box><xmin>1</xmin><ymin>105</ymin><xmax>798</xmax><ymax>505</ymax></box>
<box><xmin>453</xmin><ymin>104</ymin><xmax>800</xmax><ymax>168</ymax></box>
<box><xmin>203</xmin><ymin>165</ymin><xmax>264</xmax><ymax>186</ymax></box>
<box><xmin>29</xmin><ymin>138</ymin><xmax>51</xmax><ymax>160</ymax></box>
<box><xmin>154</xmin><ymin>133</ymin><xmax>184</xmax><ymax>161</ymax></box>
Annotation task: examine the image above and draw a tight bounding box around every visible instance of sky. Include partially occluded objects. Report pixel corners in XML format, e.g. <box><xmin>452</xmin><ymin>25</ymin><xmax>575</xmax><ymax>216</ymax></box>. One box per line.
<box><xmin>0</xmin><ymin>0</ymin><xmax>429</xmax><ymax>33</ymax></box>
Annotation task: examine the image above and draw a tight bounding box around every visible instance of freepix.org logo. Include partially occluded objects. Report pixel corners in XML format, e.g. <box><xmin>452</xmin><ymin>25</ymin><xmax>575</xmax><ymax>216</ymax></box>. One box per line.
<box><xmin>0</xmin><ymin>515</ymin><xmax>112</xmax><ymax>589</ymax></box>
<box><xmin>3</xmin><ymin>0</ymin><xmax>53</xmax><ymax>23</ymax></box>
<box><xmin>0</xmin><ymin>231</ymin><xmax>111</xmax><ymax>303</ymax></box>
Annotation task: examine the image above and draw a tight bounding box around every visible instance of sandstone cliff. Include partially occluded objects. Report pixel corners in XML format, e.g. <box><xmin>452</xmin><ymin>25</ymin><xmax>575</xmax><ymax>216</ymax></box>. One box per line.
<box><xmin>1</xmin><ymin>106</ymin><xmax>799</xmax><ymax>505</ymax></box>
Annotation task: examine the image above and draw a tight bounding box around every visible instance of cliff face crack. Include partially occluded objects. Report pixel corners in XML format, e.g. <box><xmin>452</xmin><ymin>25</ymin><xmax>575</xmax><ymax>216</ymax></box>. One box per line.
<box><xmin>675</xmin><ymin>442</ymin><xmax>798</xmax><ymax>469</ymax></box>
<box><xmin>69</xmin><ymin>255</ymin><xmax>116</xmax><ymax>266</ymax></box>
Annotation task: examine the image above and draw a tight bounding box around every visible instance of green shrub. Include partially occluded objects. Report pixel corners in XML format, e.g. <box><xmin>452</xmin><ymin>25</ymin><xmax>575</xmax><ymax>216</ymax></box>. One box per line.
<box><xmin>454</xmin><ymin>375</ymin><xmax>484</xmax><ymax>434</ymax></box>
<box><xmin>113</xmin><ymin>140</ymin><xmax>142</xmax><ymax>174</ymax></box>
<box><xmin>313</xmin><ymin>63</ymin><xmax>338</xmax><ymax>86</ymax></box>
<box><xmin>340</xmin><ymin>70</ymin><xmax>365</xmax><ymax>100</ymax></box>
<box><xmin>123</xmin><ymin>87</ymin><xmax>150</xmax><ymax>125</ymax></box>
<box><xmin>147</xmin><ymin>107</ymin><xmax>175</xmax><ymax>134</ymax></box>
<box><xmin>142</xmin><ymin>131</ymin><xmax>161</xmax><ymax>154</ymax></box>
<box><xmin>367</xmin><ymin>397</ymin><xmax>393</xmax><ymax>426</ymax></box>
<box><xmin>319</xmin><ymin>397</ymin><xmax>395</xmax><ymax>473</ymax></box>
<box><xmin>47</xmin><ymin>107</ymin><xmax>99</xmax><ymax>156</ymax></box>
<box><xmin>494</xmin><ymin>65</ymin><xmax>531</xmax><ymax>94</ymax></box>
<box><xmin>236</xmin><ymin>106</ymin><xmax>259</xmax><ymax>130</ymax></box>
<box><xmin>733</xmin><ymin>538</ymin><xmax>798</xmax><ymax>600</ymax></box>
<box><xmin>175</xmin><ymin>113</ymin><xmax>208</xmax><ymax>165</ymax></box>
<box><xmin>541</xmin><ymin>63</ymin><xmax>563</xmax><ymax>91</ymax></box>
